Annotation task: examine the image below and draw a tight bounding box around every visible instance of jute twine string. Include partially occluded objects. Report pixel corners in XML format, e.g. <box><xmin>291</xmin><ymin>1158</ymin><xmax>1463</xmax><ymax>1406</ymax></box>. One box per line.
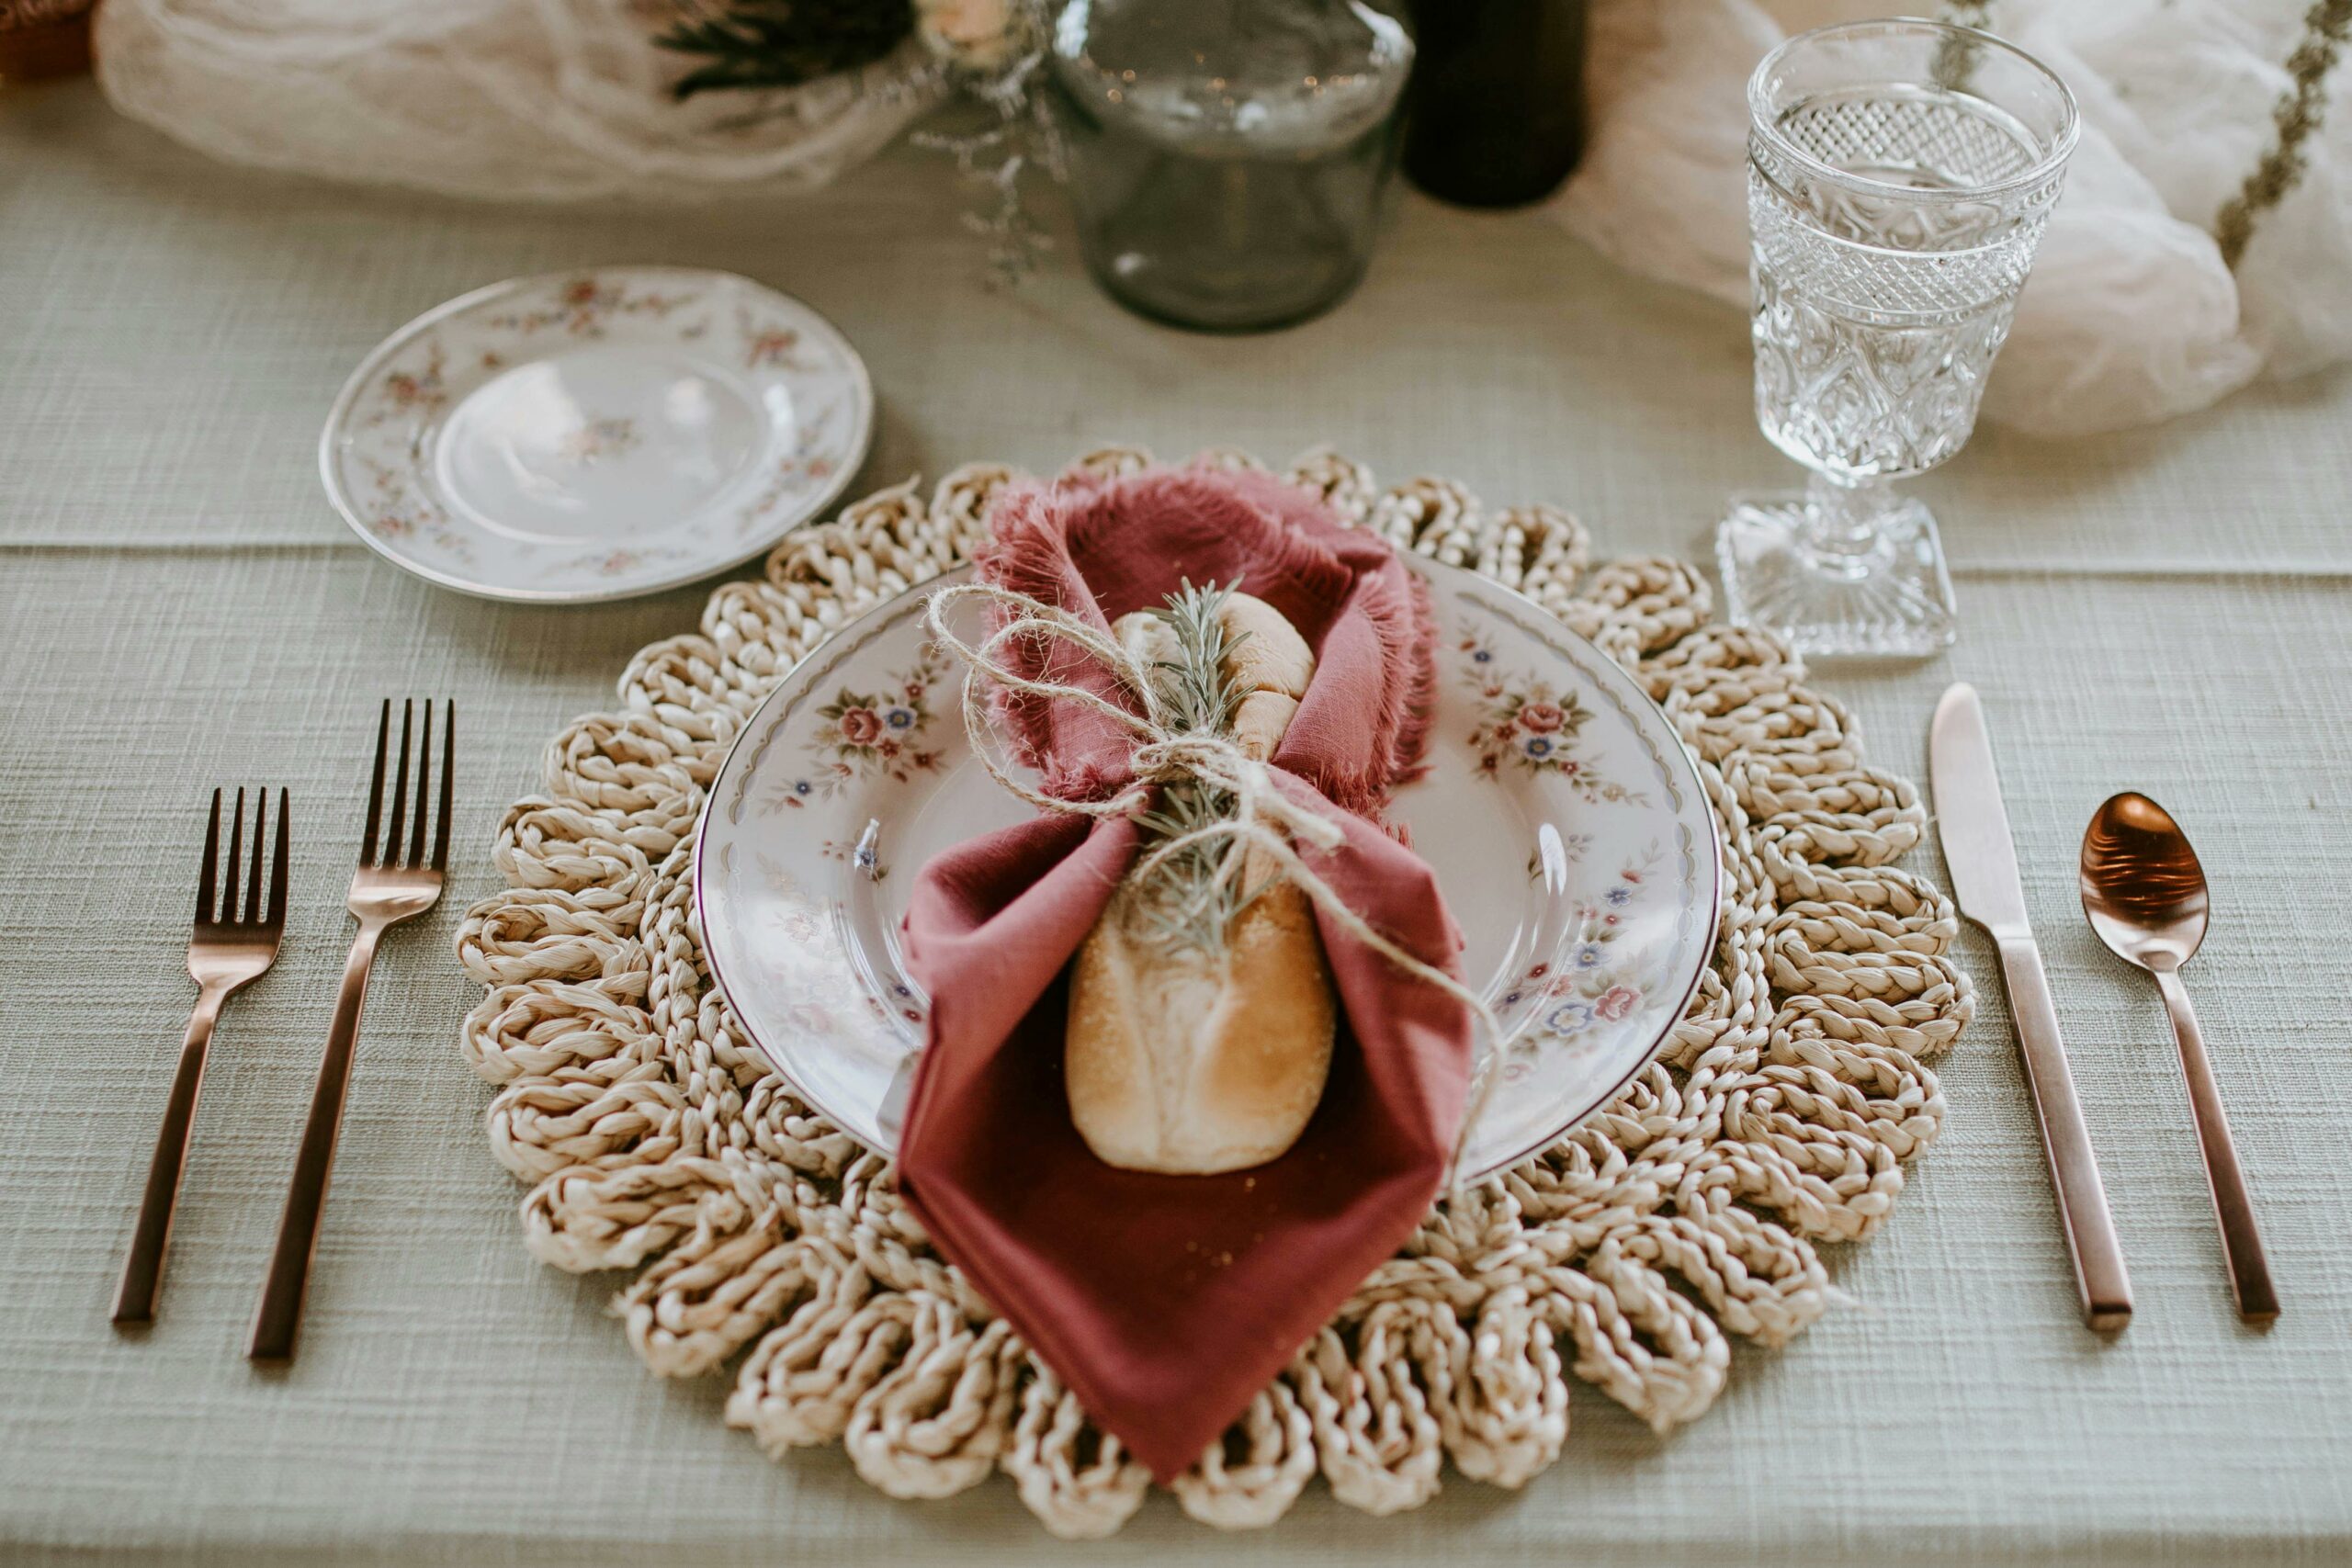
<box><xmin>456</xmin><ymin>446</ymin><xmax>1974</xmax><ymax>1537</ymax></box>
<box><xmin>920</xmin><ymin>578</ymin><xmax>1508</xmax><ymax>1169</ymax></box>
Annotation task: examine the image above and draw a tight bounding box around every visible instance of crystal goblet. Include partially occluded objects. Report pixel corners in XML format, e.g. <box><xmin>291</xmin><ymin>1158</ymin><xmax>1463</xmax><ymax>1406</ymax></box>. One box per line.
<box><xmin>1717</xmin><ymin>19</ymin><xmax>2078</xmax><ymax>658</ymax></box>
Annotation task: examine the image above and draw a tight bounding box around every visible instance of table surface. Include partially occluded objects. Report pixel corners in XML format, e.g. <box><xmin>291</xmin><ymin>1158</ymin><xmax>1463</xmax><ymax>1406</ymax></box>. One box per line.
<box><xmin>4</xmin><ymin>80</ymin><xmax>2349</xmax><ymax>1568</ymax></box>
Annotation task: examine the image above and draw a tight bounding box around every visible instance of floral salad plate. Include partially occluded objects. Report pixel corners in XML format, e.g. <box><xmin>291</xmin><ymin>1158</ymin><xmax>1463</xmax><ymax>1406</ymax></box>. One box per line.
<box><xmin>322</xmin><ymin>267</ymin><xmax>873</xmax><ymax>603</ymax></box>
<box><xmin>695</xmin><ymin>557</ymin><xmax>1720</xmax><ymax>1179</ymax></box>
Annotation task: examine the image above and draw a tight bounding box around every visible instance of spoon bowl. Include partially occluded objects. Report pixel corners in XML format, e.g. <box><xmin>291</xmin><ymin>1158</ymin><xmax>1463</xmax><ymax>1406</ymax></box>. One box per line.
<box><xmin>2079</xmin><ymin>791</ymin><xmax>2210</xmax><ymax>973</ymax></box>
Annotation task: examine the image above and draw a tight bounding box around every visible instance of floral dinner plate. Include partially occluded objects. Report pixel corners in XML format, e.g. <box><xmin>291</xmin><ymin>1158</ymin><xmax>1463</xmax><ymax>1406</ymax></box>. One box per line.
<box><xmin>695</xmin><ymin>557</ymin><xmax>1720</xmax><ymax>1179</ymax></box>
<box><xmin>322</xmin><ymin>267</ymin><xmax>873</xmax><ymax>603</ymax></box>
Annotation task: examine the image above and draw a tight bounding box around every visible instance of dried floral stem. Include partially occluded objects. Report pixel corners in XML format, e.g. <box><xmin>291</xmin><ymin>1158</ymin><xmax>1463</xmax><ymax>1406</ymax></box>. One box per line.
<box><xmin>908</xmin><ymin>15</ymin><xmax>1062</xmax><ymax>288</ymax></box>
<box><xmin>1933</xmin><ymin>0</ymin><xmax>1994</xmax><ymax>91</ymax></box>
<box><xmin>2215</xmin><ymin>0</ymin><xmax>2352</xmax><ymax>268</ymax></box>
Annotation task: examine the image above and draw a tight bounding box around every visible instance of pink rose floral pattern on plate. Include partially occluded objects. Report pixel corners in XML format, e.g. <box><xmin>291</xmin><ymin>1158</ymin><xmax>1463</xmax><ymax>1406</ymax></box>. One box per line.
<box><xmin>767</xmin><ymin>642</ymin><xmax>950</xmax><ymax>807</ymax></box>
<box><xmin>355</xmin><ymin>456</ymin><xmax>477</xmax><ymax>566</ymax></box>
<box><xmin>733</xmin><ymin>401</ymin><xmax>843</xmax><ymax>537</ymax></box>
<box><xmin>1490</xmin><ymin>841</ymin><xmax>1666</xmax><ymax>1084</ymax></box>
<box><xmin>701</xmin><ymin>548</ymin><xmax>1719</xmax><ymax>1182</ymax></box>
<box><xmin>1459</xmin><ymin>634</ymin><xmax>1647</xmax><ymax>806</ymax></box>
<box><xmin>480</xmin><ymin>275</ymin><xmax>693</xmax><ymax>338</ymax></box>
<box><xmin>322</xmin><ymin>267</ymin><xmax>873</xmax><ymax>603</ymax></box>
<box><xmin>370</xmin><ymin>343</ymin><xmax>449</xmax><ymax>427</ymax></box>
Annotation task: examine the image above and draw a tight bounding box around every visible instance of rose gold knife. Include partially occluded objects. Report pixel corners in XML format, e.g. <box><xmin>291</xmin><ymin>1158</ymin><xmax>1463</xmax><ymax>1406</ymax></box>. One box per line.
<box><xmin>1930</xmin><ymin>682</ymin><xmax>2132</xmax><ymax>1331</ymax></box>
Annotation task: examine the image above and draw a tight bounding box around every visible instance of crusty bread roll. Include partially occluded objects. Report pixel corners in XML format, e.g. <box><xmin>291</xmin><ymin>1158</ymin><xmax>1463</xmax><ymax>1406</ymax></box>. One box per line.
<box><xmin>1114</xmin><ymin>608</ymin><xmax>1184</xmax><ymax>682</ymax></box>
<box><xmin>1065</xmin><ymin>592</ymin><xmax>1336</xmax><ymax>1174</ymax></box>
<box><xmin>1064</xmin><ymin>877</ymin><xmax>1336</xmax><ymax>1174</ymax></box>
<box><xmin>1217</xmin><ymin>593</ymin><xmax>1315</xmax><ymax>700</ymax></box>
<box><xmin>1230</xmin><ymin>691</ymin><xmax>1298</xmax><ymax>762</ymax></box>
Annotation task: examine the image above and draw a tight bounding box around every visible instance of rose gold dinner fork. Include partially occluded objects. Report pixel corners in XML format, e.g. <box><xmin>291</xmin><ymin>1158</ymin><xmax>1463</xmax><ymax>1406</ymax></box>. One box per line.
<box><xmin>249</xmin><ymin>699</ymin><xmax>451</xmax><ymax>1361</ymax></box>
<box><xmin>112</xmin><ymin>787</ymin><xmax>290</xmax><ymax>1327</ymax></box>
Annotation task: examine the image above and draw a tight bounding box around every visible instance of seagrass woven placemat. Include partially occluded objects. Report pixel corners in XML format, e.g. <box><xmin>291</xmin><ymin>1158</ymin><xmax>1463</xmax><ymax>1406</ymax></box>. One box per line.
<box><xmin>454</xmin><ymin>445</ymin><xmax>1973</xmax><ymax>1538</ymax></box>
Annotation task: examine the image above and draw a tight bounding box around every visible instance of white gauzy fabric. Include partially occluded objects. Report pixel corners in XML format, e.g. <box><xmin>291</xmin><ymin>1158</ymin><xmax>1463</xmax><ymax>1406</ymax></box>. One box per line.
<box><xmin>88</xmin><ymin>0</ymin><xmax>2349</xmax><ymax>433</ymax></box>
<box><xmin>1555</xmin><ymin>0</ymin><xmax>2351</xmax><ymax>434</ymax></box>
<box><xmin>93</xmin><ymin>0</ymin><xmax>941</xmax><ymax>203</ymax></box>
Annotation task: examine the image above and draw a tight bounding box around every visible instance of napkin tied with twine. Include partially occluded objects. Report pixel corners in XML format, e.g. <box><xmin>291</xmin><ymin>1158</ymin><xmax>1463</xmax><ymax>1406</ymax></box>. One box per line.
<box><xmin>896</xmin><ymin>464</ymin><xmax>1475</xmax><ymax>1482</ymax></box>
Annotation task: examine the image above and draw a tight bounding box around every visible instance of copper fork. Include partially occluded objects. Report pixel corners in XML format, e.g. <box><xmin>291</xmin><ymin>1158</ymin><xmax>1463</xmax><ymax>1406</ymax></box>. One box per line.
<box><xmin>249</xmin><ymin>699</ymin><xmax>451</xmax><ymax>1361</ymax></box>
<box><xmin>113</xmin><ymin>787</ymin><xmax>290</xmax><ymax>1327</ymax></box>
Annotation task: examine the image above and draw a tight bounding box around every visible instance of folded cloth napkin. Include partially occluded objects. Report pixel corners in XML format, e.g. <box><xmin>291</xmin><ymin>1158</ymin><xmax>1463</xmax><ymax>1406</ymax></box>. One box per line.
<box><xmin>897</xmin><ymin>464</ymin><xmax>1476</xmax><ymax>1482</ymax></box>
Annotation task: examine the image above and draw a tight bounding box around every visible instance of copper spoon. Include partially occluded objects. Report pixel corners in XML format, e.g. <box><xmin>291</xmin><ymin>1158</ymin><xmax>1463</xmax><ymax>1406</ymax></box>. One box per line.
<box><xmin>2079</xmin><ymin>792</ymin><xmax>2278</xmax><ymax>1323</ymax></box>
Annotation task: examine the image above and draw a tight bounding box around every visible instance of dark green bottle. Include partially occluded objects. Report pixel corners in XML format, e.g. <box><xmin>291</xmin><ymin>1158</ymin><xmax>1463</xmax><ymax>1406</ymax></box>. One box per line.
<box><xmin>1400</xmin><ymin>0</ymin><xmax>1589</xmax><ymax>208</ymax></box>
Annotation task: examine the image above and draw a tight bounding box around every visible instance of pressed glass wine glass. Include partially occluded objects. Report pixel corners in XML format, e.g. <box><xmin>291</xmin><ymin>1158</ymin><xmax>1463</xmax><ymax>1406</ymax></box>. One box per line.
<box><xmin>1718</xmin><ymin>19</ymin><xmax>2078</xmax><ymax>657</ymax></box>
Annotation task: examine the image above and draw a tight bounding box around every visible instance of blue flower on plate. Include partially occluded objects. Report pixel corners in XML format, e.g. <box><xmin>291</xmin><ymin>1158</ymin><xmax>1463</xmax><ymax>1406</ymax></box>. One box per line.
<box><xmin>882</xmin><ymin>705</ymin><xmax>918</xmax><ymax>731</ymax></box>
<box><xmin>1544</xmin><ymin>998</ymin><xmax>1595</xmax><ymax>1036</ymax></box>
<box><xmin>793</xmin><ymin>779</ymin><xmax>813</xmax><ymax>796</ymax></box>
<box><xmin>1471</xmin><ymin>648</ymin><xmax>1493</xmax><ymax>663</ymax></box>
<box><xmin>1520</xmin><ymin>733</ymin><xmax>1556</xmax><ymax>761</ymax></box>
<box><xmin>1572</xmin><ymin>942</ymin><xmax>1606</xmax><ymax>969</ymax></box>
<box><xmin>1605</xmin><ymin>884</ymin><xmax>1634</xmax><ymax>908</ymax></box>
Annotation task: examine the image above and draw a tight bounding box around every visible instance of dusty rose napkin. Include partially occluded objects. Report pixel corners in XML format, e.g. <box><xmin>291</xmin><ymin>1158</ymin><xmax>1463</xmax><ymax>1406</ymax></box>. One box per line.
<box><xmin>896</xmin><ymin>464</ymin><xmax>1474</xmax><ymax>1482</ymax></box>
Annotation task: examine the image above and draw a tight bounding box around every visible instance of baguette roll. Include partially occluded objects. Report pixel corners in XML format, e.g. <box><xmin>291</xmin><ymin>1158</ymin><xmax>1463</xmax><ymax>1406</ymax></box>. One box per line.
<box><xmin>1231</xmin><ymin>691</ymin><xmax>1299</xmax><ymax>762</ymax></box>
<box><xmin>1114</xmin><ymin>607</ymin><xmax>1184</xmax><ymax>681</ymax></box>
<box><xmin>1064</xmin><ymin>878</ymin><xmax>1336</xmax><ymax>1174</ymax></box>
<box><xmin>1066</xmin><ymin>592</ymin><xmax>1336</xmax><ymax>1174</ymax></box>
<box><xmin>1217</xmin><ymin>593</ymin><xmax>1315</xmax><ymax>700</ymax></box>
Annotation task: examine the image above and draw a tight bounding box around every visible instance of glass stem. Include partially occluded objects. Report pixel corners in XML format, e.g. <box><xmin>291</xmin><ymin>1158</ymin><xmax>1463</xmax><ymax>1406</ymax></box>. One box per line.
<box><xmin>1801</xmin><ymin>471</ymin><xmax>1896</xmax><ymax>575</ymax></box>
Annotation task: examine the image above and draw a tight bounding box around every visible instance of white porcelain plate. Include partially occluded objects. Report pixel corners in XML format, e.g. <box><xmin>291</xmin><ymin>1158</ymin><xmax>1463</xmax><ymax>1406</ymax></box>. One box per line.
<box><xmin>695</xmin><ymin>558</ymin><xmax>1720</xmax><ymax>1179</ymax></box>
<box><xmin>322</xmin><ymin>267</ymin><xmax>873</xmax><ymax>603</ymax></box>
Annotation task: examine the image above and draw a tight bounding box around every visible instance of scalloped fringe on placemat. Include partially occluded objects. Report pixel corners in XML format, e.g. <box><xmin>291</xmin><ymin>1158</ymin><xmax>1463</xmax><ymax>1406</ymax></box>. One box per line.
<box><xmin>455</xmin><ymin>446</ymin><xmax>1974</xmax><ymax>1538</ymax></box>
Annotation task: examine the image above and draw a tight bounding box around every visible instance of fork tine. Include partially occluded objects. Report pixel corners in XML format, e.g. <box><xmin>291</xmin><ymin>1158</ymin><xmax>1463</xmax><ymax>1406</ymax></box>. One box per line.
<box><xmin>268</xmin><ymin>789</ymin><xmax>291</xmax><ymax>927</ymax></box>
<box><xmin>361</xmin><ymin>700</ymin><xmax>390</xmax><ymax>865</ymax></box>
<box><xmin>197</xmin><ymin>788</ymin><xmax>222</xmax><ymax>925</ymax></box>
<box><xmin>409</xmin><ymin>699</ymin><xmax>433</xmax><ymax>868</ymax></box>
<box><xmin>246</xmin><ymin>787</ymin><xmax>267</xmax><ymax>925</ymax></box>
<box><xmin>222</xmin><ymin>788</ymin><xmax>247</xmax><ymax>924</ymax></box>
<box><xmin>432</xmin><ymin>703</ymin><xmax>455</xmax><ymax>872</ymax></box>
<box><xmin>382</xmin><ymin>700</ymin><xmax>413</xmax><ymax>870</ymax></box>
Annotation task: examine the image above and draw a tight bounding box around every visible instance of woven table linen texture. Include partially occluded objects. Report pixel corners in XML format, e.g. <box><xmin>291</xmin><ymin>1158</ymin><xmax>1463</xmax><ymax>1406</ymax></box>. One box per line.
<box><xmin>2</xmin><ymin>80</ymin><xmax>2349</xmax><ymax>1567</ymax></box>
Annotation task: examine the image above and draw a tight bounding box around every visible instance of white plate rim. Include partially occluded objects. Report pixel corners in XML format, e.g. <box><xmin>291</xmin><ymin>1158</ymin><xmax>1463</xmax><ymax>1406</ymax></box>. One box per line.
<box><xmin>318</xmin><ymin>265</ymin><xmax>876</xmax><ymax>606</ymax></box>
<box><xmin>692</xmin><ymin>554</ymin><xmax>1723</xmax><ymax>1181</ymax></box>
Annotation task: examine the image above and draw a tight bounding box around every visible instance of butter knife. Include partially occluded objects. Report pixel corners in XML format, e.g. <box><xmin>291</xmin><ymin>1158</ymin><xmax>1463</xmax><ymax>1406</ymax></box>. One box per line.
<box><xmin>1930</xmin><ymin>682</ymin><xmax>2132</xmax><ymax>1331</ymax></box>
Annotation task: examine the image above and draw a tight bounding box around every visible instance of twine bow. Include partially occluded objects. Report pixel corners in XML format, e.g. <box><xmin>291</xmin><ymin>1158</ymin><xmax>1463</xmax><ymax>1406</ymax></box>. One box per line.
<box><xmin>922</xmin><ymin>581</ymin><xmax>1508</xmax><ymax>1181</ymax></box>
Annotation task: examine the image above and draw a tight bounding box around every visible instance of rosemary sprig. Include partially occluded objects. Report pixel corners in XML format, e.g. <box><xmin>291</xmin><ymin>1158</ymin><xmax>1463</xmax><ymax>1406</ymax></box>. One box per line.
<box><xmin>655</xmin><ymin>0</ymin><xmax>916</xmax><ymax>100</ymax></box>
<box><xmin>1125</xmin><ymin>581</ymin><xmax>1262</xmax><ymax>956</ymax></box>
<box><xmin>1150</xmin><ymin>579</ymin><xmax>1247</xmax><ymax>736</ymax></box>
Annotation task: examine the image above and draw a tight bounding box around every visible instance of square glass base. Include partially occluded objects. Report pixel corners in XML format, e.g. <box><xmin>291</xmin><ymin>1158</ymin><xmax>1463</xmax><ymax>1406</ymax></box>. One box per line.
<box><xmin>1716</xmin><ymin>492</ymin><xmax>1958</xmax><ymax>659</ymax></box>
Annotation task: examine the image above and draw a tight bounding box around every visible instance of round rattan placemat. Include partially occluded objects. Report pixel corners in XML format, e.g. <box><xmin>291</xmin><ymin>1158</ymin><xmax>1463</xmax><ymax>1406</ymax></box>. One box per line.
<box><xmin>456</xmin><ymin>446</ymin><xmax>1973</xmax><ymax>1537</ymax></box>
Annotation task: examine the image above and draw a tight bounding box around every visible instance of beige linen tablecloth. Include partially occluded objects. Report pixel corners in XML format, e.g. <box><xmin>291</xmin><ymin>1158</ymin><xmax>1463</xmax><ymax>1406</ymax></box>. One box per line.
<box><xmin>3</xmin><ymin>81</ymin><xmax>2348</xmax><ymax>1568</ymax></box>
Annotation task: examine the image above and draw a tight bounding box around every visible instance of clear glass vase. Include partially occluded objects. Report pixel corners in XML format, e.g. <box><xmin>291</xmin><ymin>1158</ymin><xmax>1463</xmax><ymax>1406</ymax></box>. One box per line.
<box><xmin>1046</xmin><ymin>0</ymin><xmax>1414</xmax><ymax>333</ymax></box>
<box><xmin>1716</xmin><ymin>19</ymin><xmax>2078</xmax><ymax>658</ymax></box>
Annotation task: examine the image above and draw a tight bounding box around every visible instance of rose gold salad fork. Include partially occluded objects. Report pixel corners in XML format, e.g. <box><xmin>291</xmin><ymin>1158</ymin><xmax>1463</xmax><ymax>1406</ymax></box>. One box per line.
<box><xmin>113</xmin><ymin>787</ymin><xmax>290</xmax><ymax>1327</ymax></box>
<box><xmin>249</xmin><ymin>699</ymin><xmax>451</xmax><ymax>1361</ymax></box>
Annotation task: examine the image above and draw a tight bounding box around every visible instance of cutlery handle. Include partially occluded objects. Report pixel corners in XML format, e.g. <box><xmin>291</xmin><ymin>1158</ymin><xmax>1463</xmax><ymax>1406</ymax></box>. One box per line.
<box><xmin>1998</xmin><ymin>937</ymin><xmax>2134</xmax><ymax>1331</ymax></box>
<box><xmin>249</xmin><ymin>920</ymin><xmax>383</xmax><ymax>1360</ymax></box>
<box><xmin>112</xmin><ymin>987</ymin><xmax>229</xmax><ymax>1326</ymax></box>
<box><xmin>2154</xmin><ymin>967</ymin><xmax>2278</xmax><ymax>1322</ymax></box>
